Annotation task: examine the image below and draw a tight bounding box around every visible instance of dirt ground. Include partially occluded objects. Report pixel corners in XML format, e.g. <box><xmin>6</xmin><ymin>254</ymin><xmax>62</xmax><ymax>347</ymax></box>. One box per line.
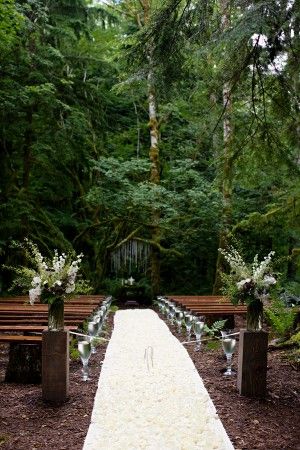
<box><xmin>0</xmin><ymin>311</ymin><xmax>299</xmax><ymax>450</ymax></box>
<box><xmin>168</xmin><ymin>315</ymin><xmax>300</xmax><ymax>450</ymax></box>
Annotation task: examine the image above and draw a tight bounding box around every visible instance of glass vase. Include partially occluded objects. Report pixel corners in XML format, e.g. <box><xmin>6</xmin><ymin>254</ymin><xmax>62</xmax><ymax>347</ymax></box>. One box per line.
<box><xmin>48</xmin><ymin>298</ymin><xmax>64</xmax><ymax>331</ymax></box>
<box><xmin>246</xmin><ymin>299</ymin><xmax>263</xmax><ymax>331</ymax></box>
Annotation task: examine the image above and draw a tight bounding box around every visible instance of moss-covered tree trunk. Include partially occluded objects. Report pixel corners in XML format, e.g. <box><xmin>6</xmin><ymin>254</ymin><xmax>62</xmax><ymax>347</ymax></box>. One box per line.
<box><xmin>147</xmin><ymin>69</ymin><xmax>161</xmax><ymax>295</ymax></box>
<box><xmin>143</xmin><ymin>0</ymin><xmax>161</xmax><ymax>296</ymax></box>
<box><xmin>23</xmin><ymin>110</ymin><xmax>32</xmax><ymax>191</ymax></box>
<box><xmin>213</xmin><ymin>0</ymin><xmax>233</xmax><ymax>294</ymax></box>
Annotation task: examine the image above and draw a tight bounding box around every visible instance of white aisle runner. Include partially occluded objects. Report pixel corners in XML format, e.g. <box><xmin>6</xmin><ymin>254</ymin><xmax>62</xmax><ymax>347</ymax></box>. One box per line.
<box><xmin>83</xmin><ymin>309</ymin><xmax>234</xmax><ymax>450</ymax></box>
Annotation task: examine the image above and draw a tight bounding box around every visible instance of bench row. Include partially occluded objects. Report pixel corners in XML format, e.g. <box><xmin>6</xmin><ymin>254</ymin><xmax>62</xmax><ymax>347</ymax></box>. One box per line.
<box><xmin>0</xmin><ymin>294</ymin><xmax>106</xmax><ymax>342</ymax></box>
<box><xmin>166</xmin><ymin>295</ymin><xmax>247</xmax><ymax>327</ymax></box>
<box><xmin>0</xmin><ymin>295</ymin><xmax>104</xmax><ymax>305</ymax></box>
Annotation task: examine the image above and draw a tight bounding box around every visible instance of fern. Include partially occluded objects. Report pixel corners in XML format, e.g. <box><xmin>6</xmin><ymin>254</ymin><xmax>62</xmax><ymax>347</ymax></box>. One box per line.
<box><xmin>204</xmin><ymin>319</ymin><xmax>228</xmax><ymax>337</ymax></box>
<box><xmin>265</xmin><ymin>299</ymin><xmax>297</xmax><ymax>339</ymax></box>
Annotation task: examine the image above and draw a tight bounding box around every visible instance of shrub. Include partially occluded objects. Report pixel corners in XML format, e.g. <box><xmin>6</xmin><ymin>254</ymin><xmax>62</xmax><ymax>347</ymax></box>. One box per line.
<box><xmin>265</xmin><ymin>298</ymin><xmax>297</xmax><ymax>339</ymax></box>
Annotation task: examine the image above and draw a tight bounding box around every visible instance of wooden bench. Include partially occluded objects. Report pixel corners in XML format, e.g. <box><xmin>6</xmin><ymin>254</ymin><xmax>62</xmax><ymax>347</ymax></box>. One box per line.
<box><xmin>0</xmin><ymin>296</ymin><xmax>107</xmax><ymax>331</ymax></box>
<box><xmin>0</xmin><ymin>297</ymin><xmax>103</xmax><ymax>321</ymax></box>
<box><xmin>0</xmin><ymin>334</ymin><xmax>42</xmax><ymax>343</ymax></box>
<box><xmin>169</xmin><ymin>295</ymin><xmax>235</xmax><ymax>304</ymax></box>
<box><xmin>0</xmin><ymin>295</ymin><xmax>104</xmax><ymax>305</ymax></box>
<box><xmin>0</xmin><ymin>319</ymin><xmax>84</xmax><ymax>325</ymax></box>
<box><xmin>168</xmin><ymin>295</ymin><xmax>247</xmax><ymax>326</ymax></box>
<box><xmin>0</xmin><ymin>294</ymin><xmax>107</xmax><ymax>382</ymax></box>
<box><xmin>0</xmin><ymin>308</ymin><xmax>96</xmax><ymax>315</ymax></box>
<box><xmin>169</xmin><ymin>295</ymin><xmax>225</xmax><ymax>301</ymax></box>
<box><xmin>0</xmin><ymin>325</ymin><xmax>78</xmax><ymax>332</ymax></box>
<box><xmin>168</xmin><ymin>295</ymin><xmax>246</xmax><ymax>309</ymax></box>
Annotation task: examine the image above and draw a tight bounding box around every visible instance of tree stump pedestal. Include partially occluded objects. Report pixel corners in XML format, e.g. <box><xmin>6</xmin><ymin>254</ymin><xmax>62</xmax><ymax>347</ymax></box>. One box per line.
<box><xmin>42</xmin><ymin>330</ymin><xmax>69</xmax><ymax>403</ymax></box>
<box><xmin>5</xmin><ymin>343</ymin><xmax>41</xmax><ymax>383</ymax></box>
<box><xmin>237</xmin><ymin>329</ymin><xmax>268</xmax><ymax>398</ymax></box>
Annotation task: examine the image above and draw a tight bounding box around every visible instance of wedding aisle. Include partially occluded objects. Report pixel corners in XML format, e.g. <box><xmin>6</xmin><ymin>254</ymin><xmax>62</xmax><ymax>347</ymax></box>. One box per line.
<box><xmin>83</xmin><ymin>309</ymin><xmax>234</xmax><ymax>450</ymax></box>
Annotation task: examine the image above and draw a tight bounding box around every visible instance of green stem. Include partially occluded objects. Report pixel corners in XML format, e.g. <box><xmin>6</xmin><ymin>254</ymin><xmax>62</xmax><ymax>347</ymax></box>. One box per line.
<box><xmin>247</xmin><ymin>299</ymin><xmax>263</xmax><ymax>331</ymax></box>
<box><xmin>48</xmin><ymin>298</ymin><xmax>64</xmax><ymax>331</ymax></box>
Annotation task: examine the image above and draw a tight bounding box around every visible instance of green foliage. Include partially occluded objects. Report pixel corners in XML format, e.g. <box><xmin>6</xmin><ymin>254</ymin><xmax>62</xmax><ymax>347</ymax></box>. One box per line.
<box><xmin>280</xmin><ymin>281</ymin><xmax>300</xmax><ymax>307</ymax></box>
<box><xmin>104</xmin><ymin>276</ymin><xmax>152</xmax><ymax>303</ymax></box>
<box><xmin>4</xmin><ymin>239</ymin><xmax>88</xmax><ymax>303</ymax></box>
<box><xmin>285</xmin><ymin>348</ymin><xmax>300</xmax><ymax>367</ymax></box>
<box><xmin>102</xmin><ymin>278</ymin><xmax>124</xmax><ymax>298</ymax></box>
<box><xmin>286</xmin><ymin>331</ymin><xmax>300</xmax><ymax>347</ymax></box>
<box><xmin>0</xmin><ymin>0</ymin><xmax>299</xmax><ymax>298</ymax></box>
<box><xmin>0</xmin><ymin>0</ymin><xmax>23</xmax><ymax>55</ymax></box>
<box><xmin>69</xmin><ymin>337</ymin><xmax>80</xmax><ymax>361</ymax></box>
<box><xmin>80</xmin><ymin>320</ymin><xmax>88</xmax><ymax>334</ymax></box>
<box><xmin>283</xmin><ymin>332</ymin><xmax>300</xmax><ymax>367</ymax></box>
<box><xmin>205</xmin><ymin>340</ymin><xmax>221</xmax><ymax>351</ymax></box>
<box><xmin>0</xmin><ymin>0</ymin><xmax>122</xmax><ymax>292</ymax></box>
<box><xmin>91</xmin><ymin>336</ymin><xmax>105</xmax><ymax>347</ymax></box>
<box><xmin>204</xmin><ymin>319</ymin><xmax>228</xmax><ymax>337</ymax></box>
<box><xmin>220</xmin><ymin>272</ymin><xmax>240</xmax><ymax>305</ymax></box>
<box><xmin>265</xmin><ymin>298</ymin><xmax>297</xmax><ymax>339</ymax></box>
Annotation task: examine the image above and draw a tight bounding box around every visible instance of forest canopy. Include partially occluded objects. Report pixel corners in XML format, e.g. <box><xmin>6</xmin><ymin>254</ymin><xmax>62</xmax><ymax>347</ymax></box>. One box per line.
<box><xmin>0</xmin><ymin>0</ymin><xmax>299</xmax><ymax>297</ymax></box>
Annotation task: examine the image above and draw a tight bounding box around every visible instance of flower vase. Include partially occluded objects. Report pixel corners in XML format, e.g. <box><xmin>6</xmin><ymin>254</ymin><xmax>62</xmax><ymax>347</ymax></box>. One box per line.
<box><xmin>48</xmin><ymin>298</ymin><xmax>64</xmax><ymax>331</ymax></box>
<box><xmin>246</xmin><ymin>299</ymin><xmax>263</xmax><ymax>331</ymax></box>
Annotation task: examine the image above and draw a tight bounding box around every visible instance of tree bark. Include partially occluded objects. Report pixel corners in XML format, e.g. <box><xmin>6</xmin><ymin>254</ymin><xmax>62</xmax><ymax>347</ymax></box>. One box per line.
<box><xmin>147</xmin><ymin>67</ymin><xmax>161</xmax><ymax>295</ymax></box>
<box><xmin>119</xmin><ymin>0</ymin><xmax>162</xmax><ymax>295</ymax></box>
<box><xmin>23</xmin><ymin>109</ymin><xmax>33</xmax><ymax>191</ymax></box>
<box><xmin>5</xmin><ymin>343</ymin><xmax>41</xmax><ymax>383</ymax></box>
<box><xmin>142</xmin><ymin>0</ymin><xmax>161</xmax><ymax>296</ymax></box>
<box><xmin>213</xmin><ymin>0</ymin><xmax>234</xmax><ymax>294</ymax></box>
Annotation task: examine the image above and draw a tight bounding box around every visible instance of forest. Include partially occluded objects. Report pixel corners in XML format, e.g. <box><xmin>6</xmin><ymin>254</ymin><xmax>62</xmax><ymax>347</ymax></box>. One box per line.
<box><xmin>0</xmin><ymin>0</ymin><xmax>299</xmax><ymax>297</ymax></box>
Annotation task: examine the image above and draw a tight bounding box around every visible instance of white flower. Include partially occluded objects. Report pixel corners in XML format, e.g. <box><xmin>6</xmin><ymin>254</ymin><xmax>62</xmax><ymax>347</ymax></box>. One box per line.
<box><xmin>219</xmin><ymin>246</ymin><xmax>276</xmax><ymax>299</ymax></box>
<box><xmin>236</xmin><ymin>278</ymin><xmax>252</xmax><ymax>290</ymax></box>
<box><xmin>66</xmin><ymin>284</ymin><xmax>75</xmax><ymax>293</ymax></box>
<box><xmin>252</xmin><ymin>251</ymin><xmax>275</xmax><ymax>282</ymax></box>
<box><xmin>32</xmin><ymin>276</ymin><xmax>41</xmax><ymax>287</ymax></box>
<box><xmin>29</xmin><ymin>287</ymin><xmax>41</xmax><ymax>304</ymax></box>
<box><xmin>263</xmin><ymin>275</ymin><xmax>276</xmax><ymax>286</ymax></box>
<box><xmin>219</xmin><ymin>246</ymin><xmax>250</xmax><ymax>279</ymax></box>
<box><xmin>25</xmin><ymin>243</ymin><xmax>84</xmax><ymax>301</ymax></box>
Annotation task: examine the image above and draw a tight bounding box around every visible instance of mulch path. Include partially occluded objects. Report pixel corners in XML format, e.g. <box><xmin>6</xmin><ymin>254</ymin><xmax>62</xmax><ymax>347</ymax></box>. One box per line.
<box><xmin>0</xmin><ymin>310</ymin><xmax>299</xmax><ymax>450</ymax></box>
<box><xmin>0</xmin><ymin>315</ymin><xmax>114</xmax><ymax>450</ymax></box>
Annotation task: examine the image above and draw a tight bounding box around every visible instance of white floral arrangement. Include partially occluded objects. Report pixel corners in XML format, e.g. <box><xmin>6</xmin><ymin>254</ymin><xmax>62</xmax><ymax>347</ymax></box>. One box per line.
<box><xmin>219</xmin><ymin>246</ymin><xmax>277</xmax><ymax>304</ymax></box>
<box><xmin>7</xmin><ymin>240</ymin><xmax>85</xmax><ymax>304</ymax></box>
<box><xmin>29</xmin><ymin>248</ymin><xmax>83</xmax><ymax>305</ymax></box>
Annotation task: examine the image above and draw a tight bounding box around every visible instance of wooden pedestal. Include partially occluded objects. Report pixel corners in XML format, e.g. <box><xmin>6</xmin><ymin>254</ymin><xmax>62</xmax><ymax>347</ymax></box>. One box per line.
<box><xmin>42</xmin><ymin>330</ymin><xmax>69</xmax><ymax>403</ymax></box>
<box><xmin>237</xmin><ymin>329</ymin><xmax>268</xmax><ymax>398</ymax></box>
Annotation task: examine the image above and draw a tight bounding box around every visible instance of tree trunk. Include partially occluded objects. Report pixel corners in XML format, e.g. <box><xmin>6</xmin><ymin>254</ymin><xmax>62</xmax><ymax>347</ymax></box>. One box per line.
<box><xmin>213</xmin><ymin>0</ymin><xmax>233</xmax><ymax>294</ymax></box>
<box><xmin>142</xmin><ymin>0</ymin><xmax>161</xmax><ymax>296</ymax></box>
<box><xmin>5</xmin><ymin>343</ymin><xmax>41</xmax><ymax>383</ymax></box>
<box><xmin>147</xmin><ymin>67</ymin><xmax>161</xmax><ymax>295</ymax></box>
<box><xmin>23</xmin><ymin>106</ymin><xmax>33</xmax><ymax>191</ymax></box>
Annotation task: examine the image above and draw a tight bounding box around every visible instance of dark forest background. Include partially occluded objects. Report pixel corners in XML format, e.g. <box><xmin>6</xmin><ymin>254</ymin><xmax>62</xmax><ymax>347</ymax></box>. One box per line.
<box><xmin>0</xmin><ymin>0</ymin><xmax>299</xmax><ymax>296</ymax></box>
